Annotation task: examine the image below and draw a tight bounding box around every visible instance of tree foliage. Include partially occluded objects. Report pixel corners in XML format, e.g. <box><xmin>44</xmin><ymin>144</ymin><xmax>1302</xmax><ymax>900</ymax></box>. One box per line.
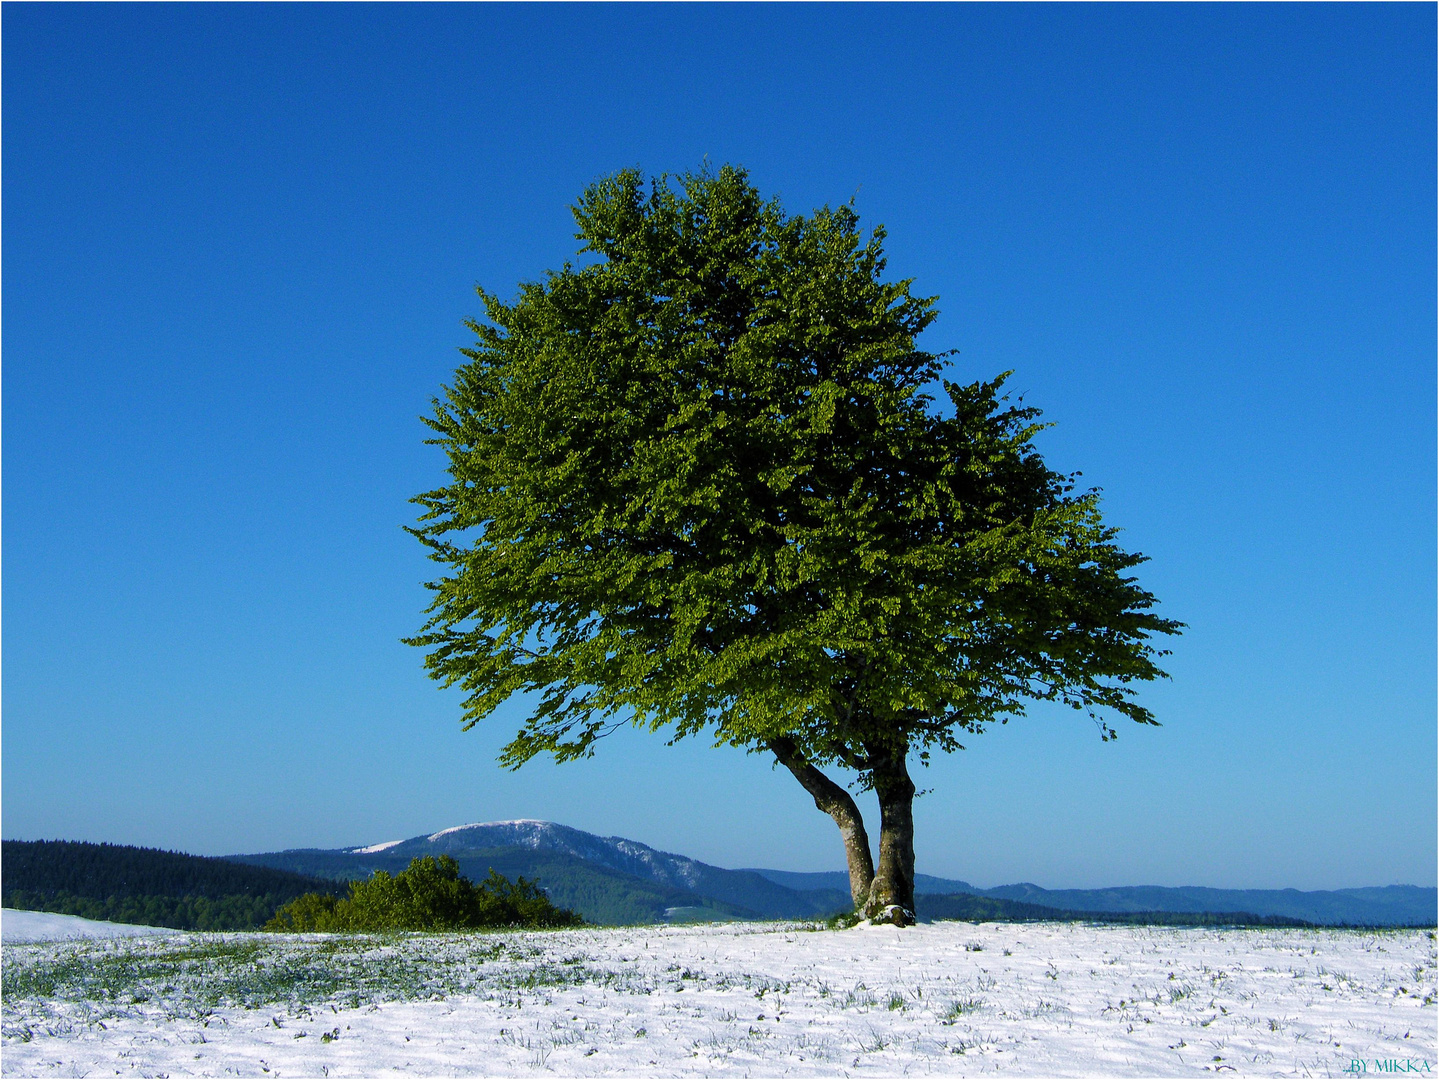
<box><xmin>264</xmin><ymin>856</ymin><xmax>583</xmax><ymax>932</ymax></box>
<box><xmin>407</xmin><ymin>165</ymin><xmax>1181</xmax><ymax>921</ymax></box>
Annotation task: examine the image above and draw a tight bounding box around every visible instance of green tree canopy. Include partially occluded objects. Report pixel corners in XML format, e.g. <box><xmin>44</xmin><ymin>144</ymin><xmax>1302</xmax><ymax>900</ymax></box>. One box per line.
<box><xmin>408</xmin><ymin>166</ymin><xmax>1181</xmax><ymax>922</ymax></box>
<box><xmin>265</xmin><ymin>857</ymin><xmax>583</xmax><ymax>932</ymax></box>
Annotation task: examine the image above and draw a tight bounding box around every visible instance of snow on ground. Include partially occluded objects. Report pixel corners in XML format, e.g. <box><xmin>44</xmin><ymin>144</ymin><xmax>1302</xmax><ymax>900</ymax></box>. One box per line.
<box><xmin>2</xmin><ymin>921</ymin><xmax>1433</xmax><ymax>1077</ymax></box>
<box><xmin>1</xmin><ymin>910</ymin><xmax>182</xmax><ymax>943</ymax></box>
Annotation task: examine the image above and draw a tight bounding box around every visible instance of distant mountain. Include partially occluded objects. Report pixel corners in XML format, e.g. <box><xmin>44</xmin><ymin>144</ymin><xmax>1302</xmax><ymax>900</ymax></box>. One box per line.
<box><xmin>231</xmin><ymin>821</ymin><xmax>851</xmax><ymax>924</ymax></box>
<box><xmin>416</xmin><ymin>821</ymin><xmax>852</xmax><ymax>919</ymax></box>
<box><xmin>228</xmin><ymin>843</ymin><xmax>758</xmax><ymax>926</ymax></box>
<box><xmin>230</xmin><ymin>820</ymin><xmax>1437</xmax><ymax>927</ymax></box>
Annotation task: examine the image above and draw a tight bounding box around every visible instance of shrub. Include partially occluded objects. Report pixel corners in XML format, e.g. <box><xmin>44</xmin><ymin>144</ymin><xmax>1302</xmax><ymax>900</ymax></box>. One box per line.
<box><xmin>263</xmin><ymin>891</ymin><xmax>342</xmax><ymax>932</ymax></box>
<box><xmin>264</xmin><ymin>856</ymin><xmax>583</xmax><ymax>932</ymax></box>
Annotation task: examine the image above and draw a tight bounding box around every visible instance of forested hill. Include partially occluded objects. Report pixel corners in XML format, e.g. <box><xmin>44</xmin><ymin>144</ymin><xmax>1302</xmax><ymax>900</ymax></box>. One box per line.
<box><xmin>2</xmin><ymin>840</ymin><xmax>345</xmax><ymax>930</ymax></box>
<box><xmin>3</xmin><ymin>840</ymin><xmax>341</xmax><ymax>899</ymax></box>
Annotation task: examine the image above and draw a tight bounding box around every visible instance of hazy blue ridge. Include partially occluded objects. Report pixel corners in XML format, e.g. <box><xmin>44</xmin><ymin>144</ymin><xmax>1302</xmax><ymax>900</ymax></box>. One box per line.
<box><xmin>977</xmin><ymin>883</ymin><xmax>1437</xmax><ymax>926</ymax></box>
<box><xmin>915</xmin><ymin>893</ymin><xmax>1316</xmax><ymax>927</ymax></box>
<box><xmin>749</xmin><ymin>869</ymin><xmax>976</xmax><ymax>896</ymax></box>
<box><xmin>748</xmin><ymin>867</ymin><xmax>1433</xmax><ymax>926</ymax></box>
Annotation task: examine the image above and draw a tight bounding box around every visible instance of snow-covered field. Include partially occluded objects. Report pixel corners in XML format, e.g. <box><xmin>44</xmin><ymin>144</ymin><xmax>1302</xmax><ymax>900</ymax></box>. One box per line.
<box><xmin>1</xmin><ymin>910</ymin><xmax>183</xmax><ymax>944</ymax></box>
<box><xmin>2</xmin><ymin>920</ymin><xmax>1433</xmax><ymax>1077</ymax></box>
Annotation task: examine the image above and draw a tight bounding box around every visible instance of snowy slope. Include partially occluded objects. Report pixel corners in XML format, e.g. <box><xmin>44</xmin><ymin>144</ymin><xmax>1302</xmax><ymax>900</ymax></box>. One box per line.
<box><xmin>1</xmin><ymin>909</ymin><xmax>182</xmax><ymax>942</ymax></box>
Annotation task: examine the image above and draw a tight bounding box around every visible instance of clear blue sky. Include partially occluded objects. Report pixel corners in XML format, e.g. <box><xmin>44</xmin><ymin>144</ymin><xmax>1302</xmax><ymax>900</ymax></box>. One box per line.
<box><xmin>4</xmin><ymin>4</ymin><xmax>1433</xmax><ymax>891</ymax></box>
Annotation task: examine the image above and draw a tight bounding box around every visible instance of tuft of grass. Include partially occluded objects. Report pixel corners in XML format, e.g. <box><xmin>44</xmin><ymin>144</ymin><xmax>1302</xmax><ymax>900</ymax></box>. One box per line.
<box><xmin>941</xmin><ymin>997</ymin><xmax>985</xmax><ymax>1022</ymax></box>
<box><xmin>841</xmin><ymin>989</ymin><xmax>878</xmax><ymax>1011</ymax></box>
<box><xmin>857</xmin><ymin>1029</ymin><xmax>889</xmax><ymax>1053</ymax></box>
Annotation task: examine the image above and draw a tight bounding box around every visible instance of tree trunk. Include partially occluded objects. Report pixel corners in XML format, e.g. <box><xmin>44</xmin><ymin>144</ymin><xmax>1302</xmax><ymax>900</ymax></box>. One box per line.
<box><xmin>862</xmin><ymin>741</ymin><xmax>916</xmax><ymax>926</ymax></box>
<box><xmin>768</xmin><ymin>737</ymin><xmax>875</xmax><ymax>909</ymax></box>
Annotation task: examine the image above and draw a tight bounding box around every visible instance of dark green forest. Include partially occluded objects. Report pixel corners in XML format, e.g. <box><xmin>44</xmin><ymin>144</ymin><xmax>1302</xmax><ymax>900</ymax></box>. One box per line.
<box><xmin>2</xmin><ymin>840</ymin><xmax>345</xmax><ymax>930</ymax></box>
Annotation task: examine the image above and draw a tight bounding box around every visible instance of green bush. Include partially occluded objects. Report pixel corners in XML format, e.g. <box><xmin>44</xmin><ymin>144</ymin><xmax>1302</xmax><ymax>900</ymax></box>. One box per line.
<box><xmin>264</xmin><ymin>856</ymin><xmax>583</xmax><ymax>932</ymax></box>
<box><xmin>263</xmin><ymin>891</ymin><xmax>342</xmax><ymax>932</ymax></box>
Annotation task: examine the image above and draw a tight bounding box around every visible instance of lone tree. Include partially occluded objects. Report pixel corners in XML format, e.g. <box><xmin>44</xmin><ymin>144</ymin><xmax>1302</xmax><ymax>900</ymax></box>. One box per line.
<box><xmin>408</xmin><ymin>166</ymin><xmax>1181</xmax><ymax>925</ymax></box>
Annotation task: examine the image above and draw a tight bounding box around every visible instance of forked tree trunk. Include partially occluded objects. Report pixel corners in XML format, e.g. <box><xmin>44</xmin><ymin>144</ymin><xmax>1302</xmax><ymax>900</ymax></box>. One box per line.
<box><xmin>862</xmin><ymin>742</ymin><xmax>917</xmax><ymax>926</ymax></box>
<box><xmin>768</xmin><ymin>737</ymin><xmax>875</xmax><ymax>908</ymax></box>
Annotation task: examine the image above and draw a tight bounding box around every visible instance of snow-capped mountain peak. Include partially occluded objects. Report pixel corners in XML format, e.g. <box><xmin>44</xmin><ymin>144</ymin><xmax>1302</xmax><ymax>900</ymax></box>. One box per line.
<box><xmin>427</xmin><ymin>819</ymin><xmax>552</xmax><ymax>842</ymax></box>
<box><xmin>352</xmin><ymin>820</ymin><xmax>712</xmax><ymax>893</ymax></box>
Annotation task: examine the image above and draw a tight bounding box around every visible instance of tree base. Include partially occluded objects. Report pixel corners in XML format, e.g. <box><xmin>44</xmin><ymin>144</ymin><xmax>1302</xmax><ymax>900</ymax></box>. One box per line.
<box><xmin>861</xmin><ymin>904</ymin><xmax>916</xmax><ymax>928</ymax></box>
